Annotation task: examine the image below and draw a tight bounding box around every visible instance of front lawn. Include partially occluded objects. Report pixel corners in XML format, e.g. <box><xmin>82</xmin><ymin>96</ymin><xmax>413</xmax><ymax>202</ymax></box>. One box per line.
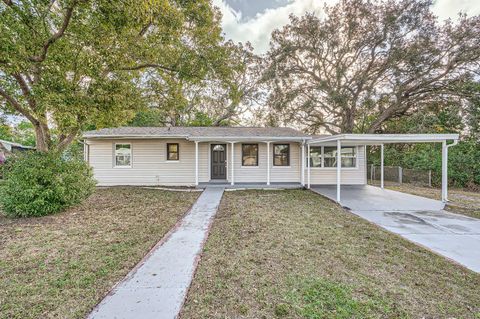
<box><xmin>181</xmin><ymin>190</ymin><xmax>479</xmax><ymax>319</ymax></box>
<box><xmin>385</xmin><ymin>183</ymin><xmax>480</xmax><ymax>219</ymax></box>
<box><xmin>0</xmin><ymin>187</ymin><xmax>199</xmax><ymax>319</ymax></box>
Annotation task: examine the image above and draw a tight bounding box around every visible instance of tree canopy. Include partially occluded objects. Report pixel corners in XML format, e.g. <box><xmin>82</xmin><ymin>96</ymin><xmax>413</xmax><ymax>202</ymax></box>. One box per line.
<box><xmin>263</xmin><ymin>0</ymin><xmax>480</xmax><ymax>134</ymax></box>
<box><xmin>0</xmin><ymin>0</ymin><xmax>224</xmax><ymax>151</ymax></box>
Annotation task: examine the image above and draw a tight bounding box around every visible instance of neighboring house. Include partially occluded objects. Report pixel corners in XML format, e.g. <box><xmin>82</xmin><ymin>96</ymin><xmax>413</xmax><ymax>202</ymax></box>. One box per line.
<box><xmin>82</xmin><ymin>127</ymin><xmax>458</xmax><ymax>202</ymax></box>
<box><xmin>0</xmin><ymin>139</ymin><xmax>34</xmax><ymax>164</ymax></box>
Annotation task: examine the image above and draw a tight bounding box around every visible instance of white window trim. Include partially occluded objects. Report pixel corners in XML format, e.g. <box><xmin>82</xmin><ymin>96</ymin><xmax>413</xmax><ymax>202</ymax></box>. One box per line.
<box><xmin>114</xmin><ymin>143</ymin><xmax>132</xmax><ymax>168</ymax></box>
<box><xmin>308</xmin><ymin>146</ymin><xmax>358</xmax><ymax>170</ymax></box>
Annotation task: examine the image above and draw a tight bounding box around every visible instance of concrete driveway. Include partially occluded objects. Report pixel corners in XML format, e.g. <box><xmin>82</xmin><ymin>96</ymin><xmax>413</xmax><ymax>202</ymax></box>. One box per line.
<box><xmin>312</xmin><ymin>185</ymin><xmax>480</xmax><ymax>273</ymax></box>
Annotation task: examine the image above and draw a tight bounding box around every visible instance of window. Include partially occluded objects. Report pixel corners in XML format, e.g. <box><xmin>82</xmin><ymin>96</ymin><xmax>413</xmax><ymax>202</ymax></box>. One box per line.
<box><xmin>324</xmin><ymin>146</ymin><xmax>356</xmax><ymax>168</ymax></box>
<box><xmin>115</xmin><ymin>144</ymin><xmax>131</xmax><ymax>167</ymax></box>
<box><xmin>273</xmin><ymin>144</ymin><xmax>290</xmax><ymax>166</ymax></box>
<box><xmin>242</xmin><ymin>144</ymin><xmax>258</xmax><ymax>166</ymax></box>
<box><xmin>167</xmin><ymin>143</ymin><xmax>179</xmax><ymax>161</ymax></box>
<box><xmin>309</xmin><ymin>146</ymin><xmax>322</xmax><ymax>167</ymax></box>
<box><xmin>213</xmin><ymin>144</ymin><xmax>225</xmax><ymax>151</ymax></box>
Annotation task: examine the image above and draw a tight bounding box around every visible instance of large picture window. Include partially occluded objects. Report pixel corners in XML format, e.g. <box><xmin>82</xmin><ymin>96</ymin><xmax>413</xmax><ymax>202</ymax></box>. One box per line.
<box><xmin>242</xmin><ymin>144</ymin><xmax>258</xmax><ymax>166</ymax></box>
<box><xmin>323</xmin><ymin>146</ymin><xmax>356</xmax><ymax>168</ymax></box>
<box><xmin>273</xmin><ymin>144</ymin><xmax>290</xmax><ymax>166</ymax></box>
<box><xmin>167</xmin><ymin>143</ymin><xmax>179</xmax><ymax>161</ymax></box>
<box><xmin>115</xmin><ymin>144</ymin><xmax>131</xmax><ymax>167</ymax></box>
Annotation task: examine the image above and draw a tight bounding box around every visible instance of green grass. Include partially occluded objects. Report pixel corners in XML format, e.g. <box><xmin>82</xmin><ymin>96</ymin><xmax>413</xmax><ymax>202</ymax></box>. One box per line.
<box><xmin>0</xmin><ymin>187</ymin><xmax>199</xmax><ymax>319</ymax></box>
<box><xmin>181</xmin><ymin>189</ymin><xmax>480</xmax><ymax>319</ymax></box>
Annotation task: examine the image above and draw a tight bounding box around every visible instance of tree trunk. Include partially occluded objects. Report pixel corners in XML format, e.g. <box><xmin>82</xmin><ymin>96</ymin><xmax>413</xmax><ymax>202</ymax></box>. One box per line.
<box><xmin>33</xmin><ymin>124</ymin><xmax>49</xmax><ymax>152</ymax></box>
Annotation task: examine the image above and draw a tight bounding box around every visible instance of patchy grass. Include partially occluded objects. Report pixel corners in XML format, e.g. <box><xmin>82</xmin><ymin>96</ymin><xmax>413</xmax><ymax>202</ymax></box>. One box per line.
<box><xmin>0</xmin><ymin>187</ymin><xmax>199</xmax><ymax>319</ymax></box>
<box><xmin>181</xmin><ymin>190</ymin><xmax>480</xmax><ymax>319</ymax></box>
<box><xmin>383</xmin><ymin>183</ymin><xmax>480</xmax><ymax>219</ymax></box>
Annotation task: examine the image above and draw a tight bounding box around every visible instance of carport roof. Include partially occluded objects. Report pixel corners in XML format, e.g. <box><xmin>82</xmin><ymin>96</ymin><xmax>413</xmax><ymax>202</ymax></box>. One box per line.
<box><xmin>309</xmin><ymin>133</ymin><xmax>459</xmax><ymax>145</ymax></box>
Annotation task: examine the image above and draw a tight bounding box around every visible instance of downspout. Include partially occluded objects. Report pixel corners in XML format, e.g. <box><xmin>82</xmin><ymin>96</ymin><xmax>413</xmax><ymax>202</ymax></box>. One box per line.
<box><xmin>77</xmin><ymin>139</ymin><xmax>90</xmax><ymax>164</ymax></box>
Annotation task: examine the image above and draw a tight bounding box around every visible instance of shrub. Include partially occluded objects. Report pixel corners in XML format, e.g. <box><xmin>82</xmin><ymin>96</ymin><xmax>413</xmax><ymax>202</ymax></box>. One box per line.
<box><xmin>0</xmin><ymin>151</ymin><xmax>96</xmax><ymax>217</ymax></box>
<box><xmin>369</xmin><ymin>139</ymin><xmax>480</xmax><ymax>189</ymax></box>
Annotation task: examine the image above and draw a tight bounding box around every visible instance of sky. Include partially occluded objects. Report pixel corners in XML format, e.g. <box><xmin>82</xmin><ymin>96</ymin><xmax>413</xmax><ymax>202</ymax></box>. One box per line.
<box><xmin>214</xmin><ymin>0</ymin><xmax>480</xmax><ymax>54</ymax></box>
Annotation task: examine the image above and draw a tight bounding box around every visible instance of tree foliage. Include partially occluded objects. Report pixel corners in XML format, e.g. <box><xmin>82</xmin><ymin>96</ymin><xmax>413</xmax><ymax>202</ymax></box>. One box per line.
<box><xmin>132</xmin><ymin>41</ymin><xmax>264</xmax><ymax>127</ymax></box>
<box><xmin>368</xmin><ymin>80</ymin><xmax>480</xmax><ymax>188</ymax></box>
<box><xmin>263</xmin><ymin>0</ymin><xmax>480</xmax><ymax>134</ymax></box>
<box><xmin>0</xmin><ymin>0</ymin><xmax>224</xmax><ymax>151</ymax></box>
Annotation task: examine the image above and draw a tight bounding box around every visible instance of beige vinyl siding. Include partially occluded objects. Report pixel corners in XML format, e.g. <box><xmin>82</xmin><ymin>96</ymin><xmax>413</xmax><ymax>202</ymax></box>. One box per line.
<box><xmin>307</xmin><ymin>145</ymin><xmax>366</xmax><ymax>185</ymax></box>
<box><xmin>270</xmin><ymin>143</ymin><xmax>302</xmax><ymax>183</ymax></box>
<box><xmin>86</xmin><ymin>138</ymin><xmax>365</xmax><ymax>186</ymax></box>
<box><xmin>233</xmin><ymin>143</ymin><xmax>268</xmax><ymax>183</ymax></box>
<box><xmin>88</xmin><ymin>139</ymin><xmax>196</xmax><ymax>186</ymax></box>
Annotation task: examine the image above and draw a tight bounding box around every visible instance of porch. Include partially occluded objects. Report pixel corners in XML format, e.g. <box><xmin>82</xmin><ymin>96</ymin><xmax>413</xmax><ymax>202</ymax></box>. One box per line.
<box><xmin>197</xmin><ymin>182</ymin><xmax>303</xmax><ymax>190</ymax></box>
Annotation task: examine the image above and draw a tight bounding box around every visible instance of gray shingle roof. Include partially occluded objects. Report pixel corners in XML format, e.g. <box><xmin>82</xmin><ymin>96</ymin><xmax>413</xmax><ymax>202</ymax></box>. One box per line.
<box><xmin>83</xmin><ymin>126</ymin><xmax>312</xmax><ymax>139</ymax></box>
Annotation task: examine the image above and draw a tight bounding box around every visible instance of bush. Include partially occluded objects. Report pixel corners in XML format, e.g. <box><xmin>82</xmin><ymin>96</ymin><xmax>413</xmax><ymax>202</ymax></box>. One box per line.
<box><xmin>0</xmin><ymin>151</ymin><xmax>96</xmax><ymax>217</ymax></box>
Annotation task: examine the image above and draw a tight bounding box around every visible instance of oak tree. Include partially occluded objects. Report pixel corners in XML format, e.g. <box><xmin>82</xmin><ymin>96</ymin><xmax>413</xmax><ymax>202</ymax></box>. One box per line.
<box><xmin>0</xmin><ymin>0</ymin><xmax>223</xmax><ymax>151</ymax></box>
<box><xmin>263</xmin><ymin>0</ymin><xmax>480</xmax><ymax>133</ymax></box>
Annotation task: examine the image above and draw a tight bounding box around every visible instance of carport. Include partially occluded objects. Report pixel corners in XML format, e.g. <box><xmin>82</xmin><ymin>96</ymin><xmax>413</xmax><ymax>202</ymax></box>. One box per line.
<box><xmin>306</xmin><ymin>134</ymin><xmax>459</xmax><ymax>203</ymax></box>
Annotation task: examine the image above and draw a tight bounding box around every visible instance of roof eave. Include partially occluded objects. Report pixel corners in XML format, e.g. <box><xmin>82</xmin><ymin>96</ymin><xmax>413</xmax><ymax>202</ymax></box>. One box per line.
<box><xmin>309</xmin><ymin>133</ymin><xmax>460</xmax><ymax>144</ymax></box>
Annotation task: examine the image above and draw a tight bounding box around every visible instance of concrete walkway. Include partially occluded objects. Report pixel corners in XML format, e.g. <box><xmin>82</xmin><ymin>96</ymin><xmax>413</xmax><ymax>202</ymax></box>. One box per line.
<box><xmin>312</xmin><ymin>185</ymin><xmax>480</xmax><ymax>273</ymax></box>
<box><xmin>88</xmin><ymin>186</ymin><xmax>225</xmax><ymax>319</ymax></box>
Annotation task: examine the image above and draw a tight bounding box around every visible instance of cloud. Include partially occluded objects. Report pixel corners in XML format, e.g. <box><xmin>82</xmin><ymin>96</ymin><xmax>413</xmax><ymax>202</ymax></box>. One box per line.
<box><xmin>213</xmin><ymin>0</ymin><xmax>329</xmax><ymax>53</ymax></box>
<box><xmin>431</xmin><ymin>0</ymin><xmax>480</xmax><ymax>21</ymax></box>
<box><xmin>214</xmin><ymin>0</ymin><xmax>480</xmax><ymax>54</ymax></box>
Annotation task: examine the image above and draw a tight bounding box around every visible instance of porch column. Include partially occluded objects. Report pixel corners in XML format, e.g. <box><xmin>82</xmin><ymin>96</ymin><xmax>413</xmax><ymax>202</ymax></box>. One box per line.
<box><xmin>301</xmin><ymin>143</ymin><xmax>305</xmax><ymax>186</ymax></box>
<box><xmin>442</xmin><ymin>140</ymin><xmax>447</xmax><ymax>202</ymax></box>
<box><xmin>380</xmin><ymin>143</ymin><xmax>384</xmax><ymax>189</ymax></box>
<box><xmin>230</xmin><ymin>142</ymin><xmax>235</xmax><ymax>186</ymax></box>
<box><xmin>266</xmin><ymin>141</ymin><xmax>271</xmax><ymax>185</ymax></box>
<box><xmin>336</xmin><ymin>139</ymin><xmax>341</xmax><ymax>202</ymax></box>
<box><xmin>307</xmin><ymin>143</ymin><xmax>311</xmax><ymax>189</ymax></box>
<box><xmin>195</xmin><ymin>141</ymin><xmax>199</xmax><ymax>186</ymax></box>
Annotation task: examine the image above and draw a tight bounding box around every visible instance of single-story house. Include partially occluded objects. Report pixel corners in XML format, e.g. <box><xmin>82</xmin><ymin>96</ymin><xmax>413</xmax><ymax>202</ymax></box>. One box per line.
<box><xmin>82</xmin><ymin>127</ymin><xmax>458</xmax><ymax>202</ymax></box>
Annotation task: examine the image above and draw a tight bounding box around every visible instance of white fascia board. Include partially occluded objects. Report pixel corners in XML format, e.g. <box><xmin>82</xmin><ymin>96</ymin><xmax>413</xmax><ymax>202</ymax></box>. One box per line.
<box><xmin>82</xmin><ymin>134</ymin><xmax>190</xmax><ymax>139</ymax></box>
<box><xmin>309</xmin><ymin>134</ymin><xmax>459</xmax><ymax>144</ymax></box>
<box><xmin>187</xmin><ymin>136</ymin><xmax>312</xmax><ymax>142</ymax></box>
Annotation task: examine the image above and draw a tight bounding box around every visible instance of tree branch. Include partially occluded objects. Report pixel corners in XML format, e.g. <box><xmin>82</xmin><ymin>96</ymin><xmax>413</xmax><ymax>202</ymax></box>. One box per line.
<box><xmin>57</xmin><ymin>131</ymin><xmax>78</xmax><ymax>151</ymax></box>
<box><xmin>29</xmin><ymin>1</ymin><xmax>78</xmax><ymax>63</ymax></box>
<box><xmin>117</xmin><ymin>63</ymin><xmax>179</xmax><ymax>73</ymax></box>
<box><xmin>0</xmin><ymin>87</ymin><xmax>38</xmax><ymax>124</ymax></box>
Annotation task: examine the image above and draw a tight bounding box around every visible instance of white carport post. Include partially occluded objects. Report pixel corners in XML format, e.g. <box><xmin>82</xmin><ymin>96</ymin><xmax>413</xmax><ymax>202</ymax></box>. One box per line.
<box><xmin>307</xmin><ymin>143</ymin><xmax>311</xmax><ymax>189</ymax></box>
<box><xmin>230</xmin><ymin>142</ymin><xmax>235</xmax><ymax>186</ymax></box>
<box><xmin>195</xmin><ymin>141</ymin><xmax>199</xmax><ymax>186</ymax></box>
<box><xmin>266</xmin><ymin>141</ymin><xmax>271</xmax><ymax>186</ymax></box>
<box><xmin>336</xmin><ymin>139</ymin><xmax>341</xmax><ymax>202</ymax></box>
<box><xmin>442</xmin><ymin>140</ymin><xmax>447</xmax><ymax>202</ymax></box>
<box><xmin>380</xmin><ymin>143</ymin><xmax>384</xmax><ymax>189</ymax></box>
<box><xmin>301</xmin><ymin>142</ymin><xmax>305</xmax><ymax>186</ymax></box>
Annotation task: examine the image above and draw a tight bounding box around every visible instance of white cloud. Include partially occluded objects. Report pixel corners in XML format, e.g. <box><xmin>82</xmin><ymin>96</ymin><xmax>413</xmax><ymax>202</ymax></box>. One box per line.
<box><xmin>213</xmin><ymin>0</ymin><xmax>329</xmax><ymax>53</ymax></box>
<box><xmin>431</xmin><ymin>0</ymin><xmax>480</xmax><ymax>21</ymax></box>
<box><xmin>214</xmin><ymin>0</ymin><xmax>480</xmax><ymax>54</ymax></box>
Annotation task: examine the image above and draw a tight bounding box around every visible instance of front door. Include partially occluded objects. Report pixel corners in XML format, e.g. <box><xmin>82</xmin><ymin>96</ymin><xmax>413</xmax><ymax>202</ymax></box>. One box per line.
<box><xmin>211</xmin><ymin>144</ymin><xmax>227</xmax><ymax>179</ymax></box>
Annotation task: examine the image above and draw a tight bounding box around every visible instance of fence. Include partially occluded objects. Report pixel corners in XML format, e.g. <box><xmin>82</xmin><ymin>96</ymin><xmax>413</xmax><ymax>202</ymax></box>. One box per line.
<box><xmin>368</xmin><ymin>165</ymin><xmax>432</xmax><ymax>187</ymax></box>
